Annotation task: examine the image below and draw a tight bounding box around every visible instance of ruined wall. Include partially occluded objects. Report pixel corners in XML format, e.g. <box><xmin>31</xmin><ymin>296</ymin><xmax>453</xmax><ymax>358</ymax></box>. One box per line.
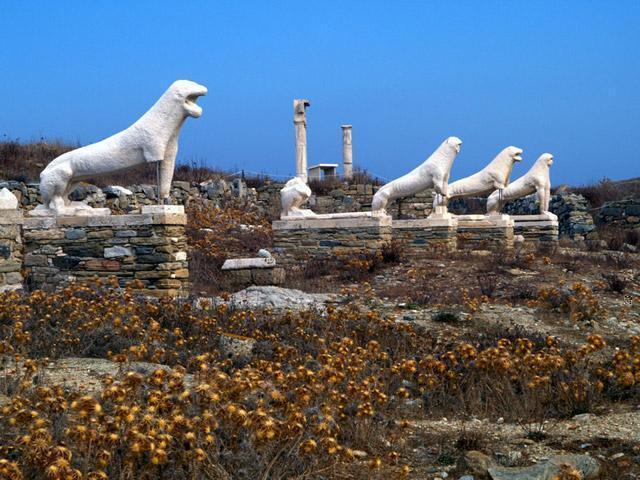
<box><xmin>22</xmin><ymin>209</ymin><xmax>188</xmax><ymax>297</ymax></box>
<box><xmin>595</xmin><ymin>199</ymin><xmax>640</xmax><ymax>230</ymax></box>
<box><xmin>502</xmin><ymin>193</ymin><xmax>596</xmax><ymax>239</ymax></box>
<box><xmin>0</xmin><ymin>180</ymin><xmax>435</xmax><ymax>220</ymax></box>
<box><xmin>0</xmin><ymin>210</ymin><xmax>23</xmax><ymax>292</ymax></box>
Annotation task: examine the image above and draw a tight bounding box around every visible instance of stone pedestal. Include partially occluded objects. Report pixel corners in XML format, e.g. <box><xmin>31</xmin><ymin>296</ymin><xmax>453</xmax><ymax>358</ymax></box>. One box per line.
<box><xmin>0</xmin><ymin>209</ymin><xmax>24</xmax><ymax>292</ymax></box>
<box><xmin>221</xmin><ymin>256</ymin><xmax>285</xmax><ymax>287</ymax></box>
<box><xmin>23</xmin><ymin>206</ymin><xmax>188</xmax><ymax>297</ymax></box>
<box><xmin>511</xmin><ymin>214</ymin><xmax>559</xmax><ymax>243</ymax></box>
<box><xmin>392</xmin><ymin>207</ymin><xmax>458</xmax><ymax>256</ymax></box>
<box><xmin>273</xmin><ymin>212</ymin><xmax>392</xmax><ymax>266</ymax></box>
<box><xmin>456</xmin><ymin>214</ymin><xmax>514</xmax><ymax>251</ymax></box>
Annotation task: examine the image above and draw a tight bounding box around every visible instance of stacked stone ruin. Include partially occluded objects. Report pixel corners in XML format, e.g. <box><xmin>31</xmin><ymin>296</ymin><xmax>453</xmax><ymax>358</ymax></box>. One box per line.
<box><xmin>0</xmin><ymin>85</ymin><xmax>632</xmax><ymax>293</ymax></box>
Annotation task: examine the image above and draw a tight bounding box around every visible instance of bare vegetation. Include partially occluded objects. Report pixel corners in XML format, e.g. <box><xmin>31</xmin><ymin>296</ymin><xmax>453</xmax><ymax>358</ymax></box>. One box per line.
<box><xmin>569</xmin><ymin>177</ymin><xmax>640</xmax><ymax>207</ymax></box>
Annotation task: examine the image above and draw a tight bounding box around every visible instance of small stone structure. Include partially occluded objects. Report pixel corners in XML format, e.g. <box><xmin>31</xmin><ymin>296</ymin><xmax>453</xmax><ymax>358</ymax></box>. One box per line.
<box><xmin>221</xmin><ymin>256</ymin><xmax>285</xmax><ymax>287</ymax></box>
<box><xmin>392</xmin><ymin>207</ymin><xmax>458</xmax><ymax>256</ymax></box>
<box><xmin>22</xmin><ymin>206</ymin><xmax>188</xmax><ymax>296</ymax></box>
<box><xmin>456</xmin><ymin>214</ymin><xmax>514</xmax><ymax>250</ymax></box>
<box><xmin>503</xmin><ymin>192</ymin><xmax>595</xmax><ymax>239</ymax></box>
<box><xmin>273</xmin><ymin>213</ymin><xmax>392</xmax><ymax>266</ymax></box>
<box><xmin>308</xmin><ymin>164</ymin><xmax>338</xmax><ymax>182</ymax></box>
<box><xmin>0</xmin><ymin>209</ymin><xmax>24</xmax><ymax>292</ymax></box>
<box><xmin>510</xmin><ymin>214</ymin><xmax>559</xmax><ymax>243</ymax></box>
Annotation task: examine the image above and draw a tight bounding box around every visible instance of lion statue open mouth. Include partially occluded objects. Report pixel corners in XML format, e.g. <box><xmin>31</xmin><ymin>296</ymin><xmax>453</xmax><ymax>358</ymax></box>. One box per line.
<box><xmin>434</xmin><ymin>146</ymin><xmax>522</xmax><ymax>208</ymax></box>
<box><xmin>487</xmin><ymin>153</ymin><xmax>555</xmax><ymax>216</ymax></box>
<box><xmin>34</xmin><ymin>80</ymin><xmax>207</xmax><ymax>216</ymax></box>
<box><xmin>372</xmin><ymin>136</ymin><xmax>462</xmax><ymax>214</ymax></box>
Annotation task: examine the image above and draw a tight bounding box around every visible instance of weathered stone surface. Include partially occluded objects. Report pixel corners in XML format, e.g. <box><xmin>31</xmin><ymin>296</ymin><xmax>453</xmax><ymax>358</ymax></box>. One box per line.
<box><xmin>104</xmin><ymin>246</ymin><xmax>133</xmax><ymax>258</ymax></box>
<box><xmin>273</xmin><ymin>216</ymin><xmax>392</xmax><ymax>267</ymax></box>
<box><xmin>4</xmin><ymin>272</ymin><xmax>22</xmax><ymax>284</ymax></box>
<box><xmin>222</xmin><ymin>257</ymin><xmax>276</xmax><ymax>270</ymax></box>
<box><xmin>225</xmin><ymin>286</ymin><xmax>335</xmax><ymax>311</ymax></box>
<box><xmin>24</xmin><ymin>254</ymin><xmax>49</xmax><ymax>267</ymax></box>
<box><xmin>488</xmin><ymin>455</ymin><xmax>600</xmax><ymax>480</ymax></box>
<box><xmin>0</xmin><ymin>188</ymin><xmax>19</xmax><ymax>209</ymax></box>
<box><xmin>219</xmin><ymin>333</ymin><xmax>256</xmax><ymax>365</ymax></box>
<box><xmin>52</xmin><ymin>256</ymin><xmax>82</xmax><ymax>269</ymax></box>
<box><xmin>23</xmin><ymin>213</ymin><xmax>188</xmax><ymax>296</ymax></box>
<box><xmin>65</xmin><ymin>228</ymin><xmax>87</xmax><ymax>240</ymax></box>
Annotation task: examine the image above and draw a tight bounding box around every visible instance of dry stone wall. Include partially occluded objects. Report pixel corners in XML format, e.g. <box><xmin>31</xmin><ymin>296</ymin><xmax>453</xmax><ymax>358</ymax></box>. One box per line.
<box><xmin>22</xmin><ymin>211</ymin><xmax>188</xmax><ymax>297</ymax></box>
<box><xmin>0</xmin><ymin>210</ymin><xmax>23</xmax><ymax>292</ymax></box>
<box><xmin>272</xmin><ymin>216</ymin><xmax>392</xmax><ymax>267</ymax></box>
<box><xmin>502</xmin><ymin>192</ymin><xmax>596</xmax><ymax>239</ymax></box>
<box><xmin>595</xmin><ymin>199</ymin><xmax>640</xmax><ymax>230</ymax></box>
<box><xmin>392</xmin><ymin>220</ymin><xmax>457</xmax><ymax>256</ymax></box>
<box><xmin>0</xmin><ymin>180</ymin><xmax>435</xmax><ymax>220</ymax></box>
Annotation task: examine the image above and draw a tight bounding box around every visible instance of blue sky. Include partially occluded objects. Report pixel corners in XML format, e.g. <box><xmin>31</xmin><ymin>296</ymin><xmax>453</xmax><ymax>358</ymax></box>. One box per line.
<box><xmin>0</xmin><ymin>1</ymin><xmax>638</xmax><ymax>185</ymax></box>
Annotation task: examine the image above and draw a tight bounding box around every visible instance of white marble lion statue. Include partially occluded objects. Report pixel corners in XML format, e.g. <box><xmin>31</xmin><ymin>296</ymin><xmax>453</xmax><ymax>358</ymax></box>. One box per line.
<box><xmin>36</xmin><ymin>80</ymin><xmax>207</xmax><ymax>216</ymax></box>
<box><xmin>487</xmin><ymin>153</ymin><xmax>554</xmax><ymax>215</ymax></box>
<box><xmin>280</xmin><ymin>177</ymin><xmax>316</xmax><ymax>218</ymax></box>
<box><xmin>434</xmin><ymin>146</ymin><xmax>522</xmax><ymax>207</ymax></box>
<box><xmin>371</xmin><ymin>136</ymin><xmax>462</xmax><ymax>213</ymax></box>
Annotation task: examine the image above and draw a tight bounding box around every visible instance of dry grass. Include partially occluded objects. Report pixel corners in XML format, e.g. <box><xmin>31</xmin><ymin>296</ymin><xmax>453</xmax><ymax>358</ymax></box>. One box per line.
<box><xmin>1</xmin><ymin>282</ymin><xmax>640</xmax><ymax>478</ymax></box>
<box><xmin>570</xmin><ymin>177</ymin><xmax>640</xmax><ymax>207</ymax></box>
<box><xmin>0</xmin><ymin>138</ymin><xmax>76</xmax><ymax>182</ymax></box>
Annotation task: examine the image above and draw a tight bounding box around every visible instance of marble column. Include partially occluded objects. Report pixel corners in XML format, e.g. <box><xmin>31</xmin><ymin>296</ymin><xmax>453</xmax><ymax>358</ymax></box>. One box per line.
<box><xmin>293</xmin><ymin>99</ymin><xmax>310</xmax><ymax>182</ymax></box>
<box><xmin>341</xmin><ymin>125</ymin><xmax>353</xmax><ymax>180</ymax></box>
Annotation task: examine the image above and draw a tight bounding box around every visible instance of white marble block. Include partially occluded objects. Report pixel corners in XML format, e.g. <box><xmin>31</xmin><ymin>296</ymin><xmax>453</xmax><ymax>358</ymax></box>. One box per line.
<box><xmin>222</xmin><ymin>257</ymin><xmax>276</xmax><ymax>270</ymax></box>
<box><xmin>0</xmin><ymin>188</ymin><xmax>19</xmax><ymax>210</ymax></box>
<box><xmin>280</xmin><ymin>177</ymin><xmax>316</xmax><ymax>219</ymax></box>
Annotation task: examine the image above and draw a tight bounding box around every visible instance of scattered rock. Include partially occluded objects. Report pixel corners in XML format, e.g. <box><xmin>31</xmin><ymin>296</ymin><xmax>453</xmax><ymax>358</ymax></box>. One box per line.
<box><xmin>225</xmin><ymin>286</ymin><xmax>336</xmax><ymax>311</ymax></box>
<box><xmin>103</xmin><ymin>185</ymin><xmax>133</xmax><ymax>198</ymax></box>
<box><xmin>459</xmin><ymin>451</ymin><xmax>493</xmax><ymax>478</ymax></box>
<box><xmin>25</xmin><ymin>357</ymin><xmax>193</xmax><ymax>395</ymax></box>
<box><xmin>488</xmin><ymin>455</ymin><xmax>599</xmax><ymax>480</ymax></box>
<box><xmin>219</xmin><ymin>333</ymin><xmax>256</xmax><ymax>366</ymax></box>
<box><xmin>572</xmin><ymin>413</ymin><xmax>594</xmax><ymax>422</ymax></box>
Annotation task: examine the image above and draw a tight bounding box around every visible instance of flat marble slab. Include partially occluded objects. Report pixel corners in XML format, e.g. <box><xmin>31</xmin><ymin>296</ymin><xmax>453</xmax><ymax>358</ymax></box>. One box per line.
<box><xmin>274</xmin><ymin>212</ymin><xmax>392</xmax><ymax>230</ymax></box>
<box><xmin>222</xmin><ymin>257</ymin><xmax>276</xmax><ymax>270</ymax></box>
<box><xmin>455</xmin><ymin>214</ymin><xmax>514</xmax><ymax>228</ymax></box>
<box><xmin>141</xmin><ymin>205</ymin><xmax>185</xmax><ymax>215</ymax></box>
<box><xmin>510</xmin><ymin>212</ymin><xmax>558</xmax><ymax>223</ymax></box>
